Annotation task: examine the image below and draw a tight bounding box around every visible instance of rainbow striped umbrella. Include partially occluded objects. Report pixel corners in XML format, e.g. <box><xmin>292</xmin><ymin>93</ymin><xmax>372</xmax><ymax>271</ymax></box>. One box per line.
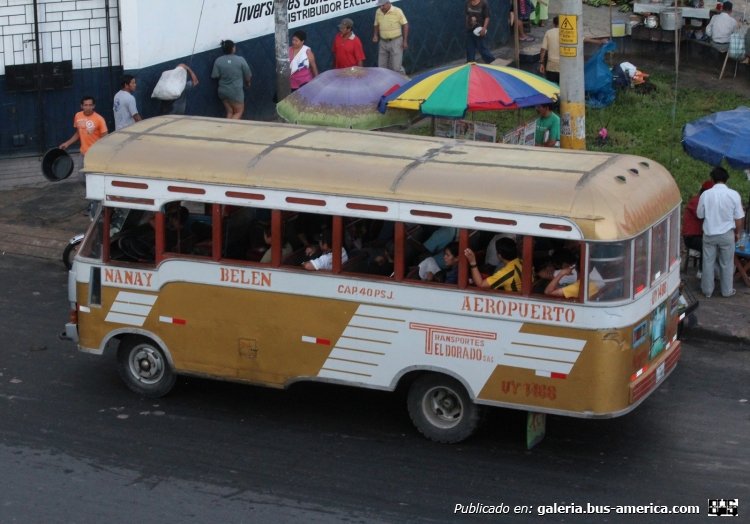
<box><xmin>379</xmin><ymin>62</ymin><xmax>559</xmax><ymax>118</ymax></box>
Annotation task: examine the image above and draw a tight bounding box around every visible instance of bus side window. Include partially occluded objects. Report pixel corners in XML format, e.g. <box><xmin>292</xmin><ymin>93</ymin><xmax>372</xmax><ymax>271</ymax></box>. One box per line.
<box><xmin>668</xmin><ymin>208</ymin><xmax>680</xmax><ymax>269</ymax></box>
<box><xmin>467</xmin><ymin>232</ymin><xmax>522</xmax><ymax>293</ymax></box>
<box><xmin>633</xmin><ymin>231</ymin><xmax>650</xmax><ymax>296</ymax></box>
<box><xmin>589</xmin><ymin>241</ymin><xmax>631</xmax><ymax>302</ymax></box>
<box><xmin>78</xmin><ymin>211</ymin><xmax>104</xmax><ymax>261</ymax></box>
<box><xmin>650</xmin><ymin>219</ymin><xmax>668</xmax><ymax>283</ymax></box>
<box><xmin>535</xmin><ymin>240</ymin><xmax>587</xmax><ymax>299</ymax></box>
<box><xmin>221</xmin><ymin>205</ymin><xmax>256</xmax><ymax>260</ymax></box>
<box><xmin>110</xmin><ymin>209</ymin><xmax>156</xmax><ymax>265</ymax></box>
<box><xmin>162</xmin><ymin>200</ymin><xmax>212</xmax><ymax>258</ymax></box>
<box><xmin>296</xmin><ymin>214</ymin><xmax>338</xmax><ymax>271</ymax></box>
<box><xmin>341</xmin><ymin>218</ymin><xmax>396</xmax><ymax>277</ymax></box>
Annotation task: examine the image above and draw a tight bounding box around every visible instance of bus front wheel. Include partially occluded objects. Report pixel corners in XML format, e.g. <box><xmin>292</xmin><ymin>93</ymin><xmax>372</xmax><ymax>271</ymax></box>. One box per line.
<box><xmin>117</xmin><ymin>337</ymin><xmax>176</xmax><ymax>398</ymax></box>
<box><xmin>407</xmin><ymin>374</ymin><xmax>480</xmax><ymax>443</ymax></box>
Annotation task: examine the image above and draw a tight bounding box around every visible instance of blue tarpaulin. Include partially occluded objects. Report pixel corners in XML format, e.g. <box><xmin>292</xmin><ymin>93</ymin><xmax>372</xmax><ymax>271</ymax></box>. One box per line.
<box><xmin>584</xmin><ymin>40</ymin><xmax>617</xmax><ymax>108</ymax></box>
<box><xmin>682</xmin><ymin>107</ymin><xmax>750</xmax><ymax>170</ymax></box>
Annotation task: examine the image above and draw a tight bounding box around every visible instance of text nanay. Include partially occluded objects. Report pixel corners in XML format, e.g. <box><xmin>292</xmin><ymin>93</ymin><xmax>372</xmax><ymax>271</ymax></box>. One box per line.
<box><xmin>461</xmin><ymin>296</ymin><xmax>576</xmax><ymax>323</ymax></box>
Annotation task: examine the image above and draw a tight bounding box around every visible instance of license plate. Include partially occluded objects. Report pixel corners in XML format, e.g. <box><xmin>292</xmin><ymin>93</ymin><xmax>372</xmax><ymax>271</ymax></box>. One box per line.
<box><xmin>655</xmin><ymin>362</ymin><xmax>665</xmax><ymax>383</ymax></box>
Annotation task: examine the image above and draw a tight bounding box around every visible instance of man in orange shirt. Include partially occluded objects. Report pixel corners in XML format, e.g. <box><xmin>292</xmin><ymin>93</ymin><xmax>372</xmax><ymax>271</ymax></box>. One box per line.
<box><xmin>60</xmin><ymin>96</ymin><xmax>108</xmax><ymax>216</ymax></box>
<box><xmin>59</xmin><ymin>95</ymin><xmax>108</xmax><ymax>155</ymax></box>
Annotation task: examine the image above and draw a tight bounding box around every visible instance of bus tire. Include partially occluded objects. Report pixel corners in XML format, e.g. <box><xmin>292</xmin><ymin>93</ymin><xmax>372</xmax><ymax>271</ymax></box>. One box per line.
<box><xmin>407</xmin><ymin>374</ymin><xmax>480</xmax><ymax>444</ymax></box>
<box><xmin>117</xmin><ymin>336</ymin><xmax>176</xmax><ymax>398</ymax></box>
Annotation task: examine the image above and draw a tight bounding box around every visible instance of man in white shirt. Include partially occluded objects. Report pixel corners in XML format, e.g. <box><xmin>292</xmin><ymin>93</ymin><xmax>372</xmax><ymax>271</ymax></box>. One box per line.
<box><xmin>539</xmin><ymin>16</ymin><xmax>560</xmax><ymax>84</ymax></box>
<box><xmin>706</xmin><ymin>1</ymin><xmax>738</xmax><ymax>51</ymax></box>
<box><xmin>697</xmin><ymin>166</ymin><xmax>745</xmax><ymax>298</ymax></box>
<box><xmin>303</xmin><ymin>230</ymin><xmax>348</xmax><ymax>271</ymax></box>
<box><xmin>113</xmin><ymin>75</ymin><xmax>142</xmax><ymax>130</ymax></box>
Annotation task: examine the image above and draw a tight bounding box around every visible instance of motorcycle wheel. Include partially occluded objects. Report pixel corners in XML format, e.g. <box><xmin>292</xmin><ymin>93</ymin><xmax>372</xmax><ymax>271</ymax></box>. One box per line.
<box><xmin>62</xmin><ymin>238</ymin><xmax>83</xmax><ymax>270</ymax></box>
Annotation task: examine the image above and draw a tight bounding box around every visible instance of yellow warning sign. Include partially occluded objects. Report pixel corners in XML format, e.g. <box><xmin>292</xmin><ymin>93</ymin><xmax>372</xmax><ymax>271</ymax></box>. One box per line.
<box><xmin>560</xmin><ymin>46</ymin><xmax>577</xmax><ymax>58</ymax></box>
<box><xmin>559</xmin><ymin>15</ymin><xmax>578</xmax><ymax>45</ymax></box>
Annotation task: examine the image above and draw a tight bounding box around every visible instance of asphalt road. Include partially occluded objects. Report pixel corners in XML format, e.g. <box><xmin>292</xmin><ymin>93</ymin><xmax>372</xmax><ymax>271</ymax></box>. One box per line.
<box><xmin>0</xmin><ymin>254</ymin><xmax>747</xmax><ymax>523</ymax></box>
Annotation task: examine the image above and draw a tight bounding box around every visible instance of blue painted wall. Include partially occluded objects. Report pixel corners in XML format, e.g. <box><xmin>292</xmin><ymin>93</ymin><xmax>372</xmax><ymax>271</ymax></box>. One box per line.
<box><xmin>0</xmin><ymin>0</ymin><xmax>512</xmax><ymax>156</ymax></box>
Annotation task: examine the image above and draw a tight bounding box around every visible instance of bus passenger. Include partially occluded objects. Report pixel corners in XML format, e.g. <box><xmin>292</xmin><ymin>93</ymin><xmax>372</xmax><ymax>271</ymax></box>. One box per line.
<box><xmin>260</xmin><ymin>227</ymin><xmax>292</xmax><ymax>264</ymax></box>
<box><xmin>419</xmin><ymin>242</ymin><xmax>460</xmax><ymax>283</ymax></box>
<box><xmin>484</xmin><ymin>232</ymin><xmax>517</xmax><ymax>270</ymax></box>
<box><xmin>465</xmin><ymin>237</ymin><xmax>522</xmax><ymax>292</ymax></box>
<box><xmin>303</xmin><ymin>230</ymin><xmax>348</xmax><ymax>271</ymax></box>
<box><xmin>544</xmin><ymin>265</ymin><xmax>601</xmax><ymax>299</ymax></box>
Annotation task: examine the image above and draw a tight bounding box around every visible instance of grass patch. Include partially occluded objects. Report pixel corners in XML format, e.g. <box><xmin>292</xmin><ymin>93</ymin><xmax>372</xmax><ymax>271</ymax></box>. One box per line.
<box><xmin>403</xmin><ymin>70</ymin><xmax>749</xmax><ymax>203</ymax></box>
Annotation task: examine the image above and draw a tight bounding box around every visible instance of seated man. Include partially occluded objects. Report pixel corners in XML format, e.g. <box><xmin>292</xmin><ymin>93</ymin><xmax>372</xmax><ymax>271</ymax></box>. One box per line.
<box><xmin>260</xmin><ymin>227</ymin><xmax>292</xmax><ymax>264</ymax></box>
<box><xmin>303</xmin><ymin>230</ymin><xmax>348</xmax><ymax>271</ymax></box>
<box><xmin>706</xmin><ymin>2</ymin><xmax>738</xmax><ymax>51</ymax></box>
<box><xmin>464</xmin><ymin>237</ymin><xmax>522</xmax><ymax>292</ymax></box>
<box><xmin>544</xmin><ymin>264</ymin><xmax>602</xmax><ymax>299</ymax></box>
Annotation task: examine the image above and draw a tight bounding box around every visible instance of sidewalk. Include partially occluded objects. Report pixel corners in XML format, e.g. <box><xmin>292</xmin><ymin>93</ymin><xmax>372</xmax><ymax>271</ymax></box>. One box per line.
<box><xmin>0</xmin><ymin>154</ymin><xmax>89</xmax><ymax>260</ymax></box>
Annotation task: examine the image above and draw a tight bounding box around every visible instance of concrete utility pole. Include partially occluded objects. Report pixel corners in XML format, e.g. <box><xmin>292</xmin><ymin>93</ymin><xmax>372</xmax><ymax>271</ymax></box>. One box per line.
<box><xmin>557</xmin><ymin>1</ymin><xmax>585</xmax><ymax>150</ymax></box>
<box><xmin>274</xmin><ymin>0</ymin><xmax>290</xmax><ymax>102</ymax></box>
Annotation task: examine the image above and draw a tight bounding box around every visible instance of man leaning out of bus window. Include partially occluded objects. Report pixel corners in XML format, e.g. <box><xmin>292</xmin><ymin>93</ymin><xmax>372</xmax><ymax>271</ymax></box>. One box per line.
<box><xmin>464</xmin><ymin>237</ymin><xmax>522</xmax><ymax>292</ymax></box>
<box><xmin>545</xmin><ymin>256</ymin><xmax>604</xmax><ymax>299</ymax></box>
<box><xmin>303</xmin><ymin>230</ymin><xmax>349</xmax><ymax>271</ymax></box>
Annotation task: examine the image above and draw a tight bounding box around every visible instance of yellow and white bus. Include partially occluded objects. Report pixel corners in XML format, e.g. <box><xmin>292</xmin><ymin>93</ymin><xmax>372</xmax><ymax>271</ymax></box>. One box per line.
<box><xmin>64</xmin><ymin>116</ymin><xmax>684</xmax><ymax>443</ymax></box>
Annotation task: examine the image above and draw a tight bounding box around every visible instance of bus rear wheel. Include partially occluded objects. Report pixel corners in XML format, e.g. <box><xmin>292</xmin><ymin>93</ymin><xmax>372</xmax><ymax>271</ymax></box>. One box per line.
<box><xmin>117</xmin><ymin>336</ymin><xmax>175</xmax><ymax>398</ymax></box>
<box><xmin>407</xmin><ymin>374</ymin><xmax>480</xmax><ymax>443</ymax></box>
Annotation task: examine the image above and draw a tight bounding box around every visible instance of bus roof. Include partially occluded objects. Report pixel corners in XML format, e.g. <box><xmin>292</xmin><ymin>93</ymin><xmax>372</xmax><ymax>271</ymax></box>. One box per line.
<box><xmin>84</xmin><ymin>116</ymin><xmax>681</xmax><ymax>241</ymax></box>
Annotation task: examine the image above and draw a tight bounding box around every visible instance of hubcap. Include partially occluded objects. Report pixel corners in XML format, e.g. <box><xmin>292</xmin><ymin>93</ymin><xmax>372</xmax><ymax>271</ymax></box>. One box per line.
<box><xmin>422</xmin><ymin>385</ymin><xmax>463</xmax><ymax>429</ymax></box>
<box><xmin>129</xmin><ymin>345</ymin><xmax>164</xmax><ymax>384</ymax></box>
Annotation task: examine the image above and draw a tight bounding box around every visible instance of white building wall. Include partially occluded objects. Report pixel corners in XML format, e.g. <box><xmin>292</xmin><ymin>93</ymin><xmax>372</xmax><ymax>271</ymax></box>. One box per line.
<box><xmin>119</xmin><ymin>0</ymin><xmax>392</xmax><ymax>70</ymax></box>
<box><xmin>0</xmin><ymin>0</ymin><xmax>119</xmax><ymax>75</ymax></box>
<box><xmin>0</xmin><ymin>0</ymin><xmax>396</xmax><ymax>74</ymax></box>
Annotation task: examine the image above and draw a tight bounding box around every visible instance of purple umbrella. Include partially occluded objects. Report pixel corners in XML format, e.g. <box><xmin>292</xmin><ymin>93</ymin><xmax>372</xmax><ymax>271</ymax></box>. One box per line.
<box><xmin>276</xmin><ymin>66</ymin><xmax>413</xmax><ymax>130</ymax></box>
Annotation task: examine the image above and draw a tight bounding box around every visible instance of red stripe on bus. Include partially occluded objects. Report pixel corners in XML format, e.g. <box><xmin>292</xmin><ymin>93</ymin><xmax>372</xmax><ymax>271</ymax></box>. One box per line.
<box><xmin>316</xmin><ymin>338</ymin><xmax>331</xmax><ymax>346</ymax></box>
<box><xmin>111</xmin><ymin>180</ymin><xmax>148</xmax><ymax>189</ymax></box>
<box><xmin>173</xmin><ymin>318</ymin><xmax>187</xmax><ymax>325</ymax></box>
<box><xmin>540</xmin><ymin>223</ymin><xmax>573</xmax><ymax>231</ymax></box>
<box><xmin>475</xmin><ymin>216</ymin><xmax>517</xmax><ymax>226</ymax></box>
<box><xmin>286</xmin><ymin>196</ymin><xmax>326</xmax><ymax>206</ymax></box>
<box><xmin>410</xmin><ymin>209</ymin><xmax>452</xmax><ymax>219</ymax></box>
<box><xmin>346</xmin><ymin>203</ymin><xmax>388</xmax><ymax>212</ymax></box>
<box><xmin>226</xmin><ymin>191</ymin><xmax>265</xmax><ymax>200</ymax></box>
<box><xmin>550</xmin><ymin>372</ymin><xmax>567</xmax><ymax>379</ymax></box>
<box><xmin>168</xmin><ymin>185</ymin><xmax>206</xmax><ymax>195</ymax></box>
<box><xmin>106</xmin><ymin>195</ymin><xmax>155</xmax><ymax>205</ymax></box>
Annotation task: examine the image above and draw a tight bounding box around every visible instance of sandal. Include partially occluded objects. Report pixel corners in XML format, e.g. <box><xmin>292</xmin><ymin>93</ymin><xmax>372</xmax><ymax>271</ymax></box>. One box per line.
<box><xmin>520</xmin><ymin>36</ymin><xmax>535</xmax><ymax>42</ymax></box>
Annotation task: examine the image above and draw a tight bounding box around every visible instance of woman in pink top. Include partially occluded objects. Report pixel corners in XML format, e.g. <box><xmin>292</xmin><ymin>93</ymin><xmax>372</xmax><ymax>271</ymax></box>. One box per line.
<box><xmin>289</xmin><ymin>30</ymin><xmax>318</xmax><ymax>91</ymax></box>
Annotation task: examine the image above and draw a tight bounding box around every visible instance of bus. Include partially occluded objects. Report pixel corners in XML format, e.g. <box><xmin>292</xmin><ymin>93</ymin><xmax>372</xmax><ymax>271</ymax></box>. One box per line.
<box><xmin>63</xmin><ymin>116</ymin><xmax>684</xmax><ymax>443</ymax></box>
